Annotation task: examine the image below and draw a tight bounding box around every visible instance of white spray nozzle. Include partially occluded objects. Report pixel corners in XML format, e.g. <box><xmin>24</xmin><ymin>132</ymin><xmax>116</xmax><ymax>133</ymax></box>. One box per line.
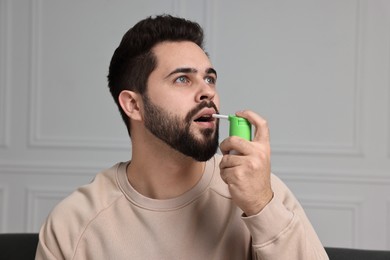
<box><xmin>212</xmin><ymin>114</ymin><xmax>229</xmax><ymax>120</ymax></box>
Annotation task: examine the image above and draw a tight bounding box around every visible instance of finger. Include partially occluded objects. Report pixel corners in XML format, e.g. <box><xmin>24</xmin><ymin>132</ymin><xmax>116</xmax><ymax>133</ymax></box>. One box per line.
<box><xmin>219</xmin><ymin>153</ymin><xmax>242</xmax><ymax>169</ymax></box>
<box><xmin>219</xmin><ymin>136</ymin><xmax>250</xmax><ymax>155</ymax></box>
<box><xmin>219</xmin><ymin>158</ymin><xmax>246</xmax><ymax>185</ymax></box>
<box><xmin>235</xmin><ymin>110</ymin><xmax>270</xmax><ymax>144</ymax></box>
<box><xmin>219</xmin><ymin>167</ymin><xmax>235</xmax><ymax>184</ymax></box>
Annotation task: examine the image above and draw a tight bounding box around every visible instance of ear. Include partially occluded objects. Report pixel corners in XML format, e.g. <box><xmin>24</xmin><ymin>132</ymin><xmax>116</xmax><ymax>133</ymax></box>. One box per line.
<box><xmin>118</xmin><ymin>90</ymin><xmax>142</xmax><ymax>121</ymax></box>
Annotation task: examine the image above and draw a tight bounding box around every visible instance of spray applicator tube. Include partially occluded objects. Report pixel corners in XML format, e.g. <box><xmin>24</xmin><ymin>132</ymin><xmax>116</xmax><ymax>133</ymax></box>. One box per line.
<box><xmin>212</xmin><ymin>114</ymin><xmax>252</xmax><ymax>141</ymax></box>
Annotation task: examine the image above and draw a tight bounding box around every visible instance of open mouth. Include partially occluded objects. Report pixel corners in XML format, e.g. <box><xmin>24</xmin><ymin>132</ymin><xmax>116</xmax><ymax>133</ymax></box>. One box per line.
<box><xmin>194</xmin><ymin>114</ymin><xmax>214</xmax><ymax>122</ymax></box>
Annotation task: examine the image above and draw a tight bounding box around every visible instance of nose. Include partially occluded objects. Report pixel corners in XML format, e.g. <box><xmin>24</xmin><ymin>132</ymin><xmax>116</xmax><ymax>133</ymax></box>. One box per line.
<box><xmin>195</xmin><ymin>82</ymin><xmax>217</xmax><ymax>103</ymax></box>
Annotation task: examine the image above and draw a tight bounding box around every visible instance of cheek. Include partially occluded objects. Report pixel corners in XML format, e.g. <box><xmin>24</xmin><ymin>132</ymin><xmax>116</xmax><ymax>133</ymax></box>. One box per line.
<box><xmin>159</xmin><ymin>98</ymin><xmax>191</xmax><ymax>121</ymax></box>
<box><xmin>165</xmin><ymin>97</ymin><xmax>189</xmax><ymax>113</ymax></box>
<box><xmin>147</xmin><ymin>91</ymin><xmax>177</xmax><ymax>111</ymax></box>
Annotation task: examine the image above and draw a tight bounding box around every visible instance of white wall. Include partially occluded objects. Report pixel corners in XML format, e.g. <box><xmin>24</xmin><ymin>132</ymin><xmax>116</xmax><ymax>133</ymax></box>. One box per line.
<box><xmin>1</xmin><ymin>0</ymin><xmax>390</xmax><ymax>250</ymax></box>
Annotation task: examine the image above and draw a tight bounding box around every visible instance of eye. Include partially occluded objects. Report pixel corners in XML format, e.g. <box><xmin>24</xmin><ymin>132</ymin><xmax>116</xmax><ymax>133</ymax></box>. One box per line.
<box><xmin>205</xmin><ymin>76</ymin><xmax>216</xmax><ymax>85</ymax></box>
<box><xmin>175</xmin><ymin>76</ymin><xmax>190</xmax><ymax>84</ymax></box>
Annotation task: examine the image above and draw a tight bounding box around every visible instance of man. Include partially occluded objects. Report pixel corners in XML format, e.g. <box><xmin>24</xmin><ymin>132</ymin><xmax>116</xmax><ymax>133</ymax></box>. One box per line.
<box><xmin>36</xmin><ymin>15</ymin><xmax>328</xmax><ymax>259</ymax></box>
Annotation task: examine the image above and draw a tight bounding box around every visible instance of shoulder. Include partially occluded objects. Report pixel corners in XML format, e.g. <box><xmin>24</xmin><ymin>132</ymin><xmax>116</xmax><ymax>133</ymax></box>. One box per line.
<box><xmin>55</xmin><ymin>162</ymin><xmax>123</xmax><ymax>213</ymax></box>
<box><xmin>39</xmin><ymin>163</ymin><xmax>126</xmax><ymax>255</ymax></box>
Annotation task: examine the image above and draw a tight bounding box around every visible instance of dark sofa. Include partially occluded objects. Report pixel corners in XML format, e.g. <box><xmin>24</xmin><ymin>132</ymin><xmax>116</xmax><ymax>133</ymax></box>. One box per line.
<box><xmin>0</xmin><ymin>233</ymin><xmax>39</xmax><ymax>260</ymax></box>
<box><xmin>1</xmin><ymin>233</ymin><xmax>390</xmax><ymax>260</ymax></box>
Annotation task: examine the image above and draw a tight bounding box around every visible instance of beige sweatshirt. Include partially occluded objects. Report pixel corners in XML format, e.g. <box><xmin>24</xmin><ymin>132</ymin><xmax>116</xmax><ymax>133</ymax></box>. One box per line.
<box><xmin>36</xmin><ymin>155</ymin><xmax>328</xmax><ymax>260</ymax></box>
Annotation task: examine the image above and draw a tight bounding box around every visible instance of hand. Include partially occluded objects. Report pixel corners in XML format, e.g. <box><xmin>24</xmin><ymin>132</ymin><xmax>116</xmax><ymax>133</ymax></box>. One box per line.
<box><xmin>219</xmin><ymin>110</ymin><xmax>273</xmax><ymax>216</ymax></box>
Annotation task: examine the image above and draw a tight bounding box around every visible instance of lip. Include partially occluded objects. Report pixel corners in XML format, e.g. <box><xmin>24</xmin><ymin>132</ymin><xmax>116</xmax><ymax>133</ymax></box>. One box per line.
<box><xmin>192</xmin><ymin>108</ymin><xmax>217</xmax><ymax>128</ymax></box>
<box><xmin>193</xmin><ymin>108</ymin><xmax>217</xmax><ymax>121</ymax></box>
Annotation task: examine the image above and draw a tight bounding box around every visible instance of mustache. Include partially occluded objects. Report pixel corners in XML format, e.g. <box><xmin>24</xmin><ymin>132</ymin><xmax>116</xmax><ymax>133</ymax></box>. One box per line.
<box><xmin>185</xmin><ymin>101</ymin><xmax>219</xmax><ymax>122</ymax></box>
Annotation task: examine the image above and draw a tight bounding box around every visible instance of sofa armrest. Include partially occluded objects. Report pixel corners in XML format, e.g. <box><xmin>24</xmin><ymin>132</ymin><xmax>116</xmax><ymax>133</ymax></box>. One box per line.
<box><xmin>325</xmin><ymin>247</ymin><xmax>390</xmax><ymax>260</ymax></box>
<box><xmin>0</xmin><ymin>233</ymin><xmax>39</xmax><ymax>260</ymax></box>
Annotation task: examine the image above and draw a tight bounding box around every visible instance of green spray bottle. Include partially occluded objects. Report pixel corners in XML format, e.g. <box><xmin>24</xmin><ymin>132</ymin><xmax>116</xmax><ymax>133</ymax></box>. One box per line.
<box><xmin>212</xmin><ymin>114</ymin><xmax>252</xmax><ymax>141</ymax></box>
<box><xmin>212</xmin><ymin>114</ymin><xmax>252</xmax><ymax>154</ymax></box>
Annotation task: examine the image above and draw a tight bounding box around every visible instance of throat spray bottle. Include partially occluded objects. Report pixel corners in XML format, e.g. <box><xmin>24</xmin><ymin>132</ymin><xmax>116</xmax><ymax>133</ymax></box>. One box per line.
<box><xmin>212</xmin><ymin>114</ymin><xmax>252</xmax><ymax>154</ymax></box>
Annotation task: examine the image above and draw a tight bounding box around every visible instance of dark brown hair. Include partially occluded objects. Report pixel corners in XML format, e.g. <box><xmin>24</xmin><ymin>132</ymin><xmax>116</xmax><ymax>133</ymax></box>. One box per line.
<box><xmin>107</xmin><ymin>15</ymin><xmax>204</xmax><ymax>135</ymax></box>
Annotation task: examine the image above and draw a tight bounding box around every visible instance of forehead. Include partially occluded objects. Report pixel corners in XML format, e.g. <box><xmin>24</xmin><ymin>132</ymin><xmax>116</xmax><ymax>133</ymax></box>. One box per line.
<box><xmin>152</xmin><ymin>41</ymin><xmax>212</xmax><ymax>72</ymax></box>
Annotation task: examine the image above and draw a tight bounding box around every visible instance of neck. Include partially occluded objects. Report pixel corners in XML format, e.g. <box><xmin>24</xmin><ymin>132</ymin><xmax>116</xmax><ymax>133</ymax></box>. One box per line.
<box><xmin>127</xmin><ymin>131</ymin><xmax>206</xmax><ymax>199</ymax></box>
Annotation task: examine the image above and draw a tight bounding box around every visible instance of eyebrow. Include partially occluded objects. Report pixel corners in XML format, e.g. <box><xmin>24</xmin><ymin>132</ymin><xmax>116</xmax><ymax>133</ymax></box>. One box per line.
<box><xmin>206</xmin><ymin>68</ymin><xmax>217</xmax><ymax>77</ymax></box>
<box><xmin>165</xmin><ymin>67</ymin><xmax>217</xmax><ymax>79</ymax></box>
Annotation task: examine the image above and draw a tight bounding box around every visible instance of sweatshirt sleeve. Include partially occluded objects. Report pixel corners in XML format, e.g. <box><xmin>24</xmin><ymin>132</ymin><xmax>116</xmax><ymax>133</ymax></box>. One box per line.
<box><xmin>242</xmin><ymin>174</ymin><xmax>329</xmax><ymax>260</ymax></box>
<box><xmin>35</xmin><ymin>208</ymin><xmax>73</xmax><ymax>260</ymax></box>
<box><xmin>35</xmin><ymin>232</ymin><xmax>61</xmax><ymax>260</ymax></box>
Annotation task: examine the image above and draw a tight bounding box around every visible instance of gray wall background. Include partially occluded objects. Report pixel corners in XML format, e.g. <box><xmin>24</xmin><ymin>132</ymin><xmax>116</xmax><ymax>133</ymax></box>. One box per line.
<box><xmin>1</xmin><ymin>0</ymin><xmax>390</xmax><ymax>250</ymax></box>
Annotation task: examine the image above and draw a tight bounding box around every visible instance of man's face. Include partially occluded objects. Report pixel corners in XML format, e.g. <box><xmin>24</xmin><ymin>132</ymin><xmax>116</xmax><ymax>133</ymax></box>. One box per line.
<box><xmin>142</xmin><ymin>41</ymin><xmax>220</xmax><ymax>161</ymax></box>
<box><xmin>143</xmin><ymin>94</ymin><xmax>219</xmax><ymax>161</ymax></box>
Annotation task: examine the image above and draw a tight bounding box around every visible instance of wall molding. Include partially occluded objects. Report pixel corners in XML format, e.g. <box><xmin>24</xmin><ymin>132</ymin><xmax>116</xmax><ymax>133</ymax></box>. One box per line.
<box><xmin>275</xmin><ymin>166</ymin><xmax>390</xmax><ymax>185</ymax></box>
<box><xmin>387</xmin><ymin>0</ymin><xmax>390</xmax><ymax>160</ymax></box>
<box><xmin>301</xmin><ymin>197</ymin><xmax>362</xmax><ymax>248</ymax></box>
<box><xmin>0</xmin><ymin>185</ymin><xmax>8</xmax><ymax>232</ymax></box>
<box><xmin>1</xmin><ymin>160</ymin><xmax>390</xmax><ymax>185</ymax></box>
<box><xmin>25</xmin><ymin>0</ymin><xmax>366</xmax><ymax>156</ymax></box>
<box><xmin>386</xmin><ymin>200</ymin><xmax>390</xmax><ymax>249</ymax></box>
<box><xmin>0</xmin><ymin>161</ymin><xmax>102</xmax><ymax>177</ymax></box>
<box><xmin>0</xmin><ymin>0</ymin><xmax>10</xmax><ymax>149</ymax></box>
<box><xmin>272</xmin><ymin>0</ymin><xmax>365</xmax><ymax>157</ymax></box>
<box><xmin>27</xmin><ymin>0</ymin><xmax>129</xmax><ymax>150</ymax></box>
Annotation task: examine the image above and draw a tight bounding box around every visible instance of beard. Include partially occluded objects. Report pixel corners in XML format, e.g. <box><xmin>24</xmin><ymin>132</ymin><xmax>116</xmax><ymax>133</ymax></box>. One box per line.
<box><xmin>142</xmin><ymin>95</ymin><xmax>219</xmax><ymax>162</ymax></box>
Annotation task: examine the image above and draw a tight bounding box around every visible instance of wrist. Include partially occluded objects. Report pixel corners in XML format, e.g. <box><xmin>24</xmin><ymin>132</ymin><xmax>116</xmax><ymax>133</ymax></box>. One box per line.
<box><xmin>244</xmin><ymin>190</ymin><xmax>274</xmax><ymax>216</ymax></box>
